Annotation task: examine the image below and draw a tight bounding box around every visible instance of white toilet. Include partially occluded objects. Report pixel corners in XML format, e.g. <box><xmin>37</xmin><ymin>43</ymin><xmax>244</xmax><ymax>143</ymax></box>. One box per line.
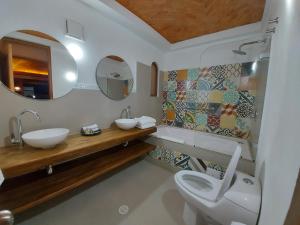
<box><xmin>175</xmin><ymin>145</ymin><xmax>261</xmax><ymax>225</ymax></box>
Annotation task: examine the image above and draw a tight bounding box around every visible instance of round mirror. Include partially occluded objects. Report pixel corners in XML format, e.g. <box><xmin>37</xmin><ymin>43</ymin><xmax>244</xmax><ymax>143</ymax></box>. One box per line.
<box><xmin>0</xmin><ymin>30</ymin><xmax>77</xmax><ymax>100</ymax></box>
<box><xmin>96</xmin><ymin>55</ymin><xmax>133</xmax><ymax>100</ymax></box>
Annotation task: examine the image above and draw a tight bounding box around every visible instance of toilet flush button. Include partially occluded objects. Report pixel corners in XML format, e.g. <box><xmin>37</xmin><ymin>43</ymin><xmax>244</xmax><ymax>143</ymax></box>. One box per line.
<box><xmin>118</xmin><ymin>205</ymin><xmax>129</xmax><ymax>215</ymax></box>
<box><xmin>243</xmin><ymin>178</ymin><xmax>254</xmax><ymax>185</ymax></box>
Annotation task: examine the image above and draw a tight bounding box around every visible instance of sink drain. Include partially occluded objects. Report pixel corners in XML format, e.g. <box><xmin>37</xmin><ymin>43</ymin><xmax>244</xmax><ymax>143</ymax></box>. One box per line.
<box><xmin>118</xmin><ymin>205</ymin><xmax>129</xmax><ymax>215</ymax></box>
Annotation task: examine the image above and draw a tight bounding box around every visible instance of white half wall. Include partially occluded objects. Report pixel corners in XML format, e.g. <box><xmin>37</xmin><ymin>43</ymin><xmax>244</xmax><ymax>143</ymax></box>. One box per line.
<box><xmin>255</xmin><ymin>0</ymin><xmax>300</xmax><ymax>225</ymax></box>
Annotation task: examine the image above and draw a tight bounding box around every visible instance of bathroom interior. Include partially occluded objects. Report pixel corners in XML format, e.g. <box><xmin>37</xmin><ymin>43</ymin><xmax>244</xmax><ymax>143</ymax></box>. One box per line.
<box><xmin>0</xmin><ymin>0</ymin><xmax>299</xmax><ymax>225</ymax></box>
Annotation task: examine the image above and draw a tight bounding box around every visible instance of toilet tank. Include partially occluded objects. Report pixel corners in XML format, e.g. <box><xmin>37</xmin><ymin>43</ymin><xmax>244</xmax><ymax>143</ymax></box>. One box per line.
<box><xmin>224</xmin><ymin>172</ymin><xmax>261</xmax><ymax>215</ymax></box>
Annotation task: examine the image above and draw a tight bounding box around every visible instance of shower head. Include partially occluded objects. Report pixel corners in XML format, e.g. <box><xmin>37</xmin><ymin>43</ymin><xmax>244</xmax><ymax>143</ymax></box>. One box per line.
<box><xmin>232</xmin><ymin>39</ymin><xmax>267</xmax><ymax>56</ymax></box>
<box><xmin>232</xmin><ymin>49</ymin><xmax>247</xmax><ymax>55</ymax></box>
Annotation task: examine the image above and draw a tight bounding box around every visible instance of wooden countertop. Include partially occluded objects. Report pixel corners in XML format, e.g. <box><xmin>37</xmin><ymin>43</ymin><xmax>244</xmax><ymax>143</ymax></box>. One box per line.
<box><xmin>0</xmin><ymin>126</ymin><xmax>156</xmax><ymax>179</ymax></box>
<box><xmin>0</xmin><ymin>141</ymin><xmax>156</xmax><ymax>214</ymax></box>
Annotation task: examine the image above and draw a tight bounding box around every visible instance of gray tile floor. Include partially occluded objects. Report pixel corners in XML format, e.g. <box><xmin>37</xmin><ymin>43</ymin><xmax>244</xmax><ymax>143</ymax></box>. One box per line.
<box><xmin>18</xmin><ymin>160</ymin><xmax>186</xmax><ymax>225</ymax></box>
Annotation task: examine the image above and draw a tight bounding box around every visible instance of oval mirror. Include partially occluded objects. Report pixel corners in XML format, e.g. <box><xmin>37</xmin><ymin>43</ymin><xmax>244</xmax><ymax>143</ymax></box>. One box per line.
<box><xmin>0</xmin><ymin>30</ymin><xmax>77</xmax><ymax>100</ymax></box>
<box><xmin>96</xmin><ymin>55</ymin><xmax>133</xmax><ymax>100</ymax></box>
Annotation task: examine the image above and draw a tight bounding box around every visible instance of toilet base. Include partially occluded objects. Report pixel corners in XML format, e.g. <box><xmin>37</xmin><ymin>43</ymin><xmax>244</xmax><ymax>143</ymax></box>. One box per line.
<box><xmin>183</xmin><ymin>203</ymin><xmax>222</xmax><ymax>225</ymax></box>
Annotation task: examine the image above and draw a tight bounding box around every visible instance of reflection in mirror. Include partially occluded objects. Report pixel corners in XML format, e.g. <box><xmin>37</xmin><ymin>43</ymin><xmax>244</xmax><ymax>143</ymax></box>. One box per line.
<box><xmin>0</xmin><ymin>30</ymin><xmax>77</xmax><ymax>100</ymax></box>
<box><xmin>96</xmin><ymin>55</ymin><xmax>133</xmax><ymax>100</ymax></box>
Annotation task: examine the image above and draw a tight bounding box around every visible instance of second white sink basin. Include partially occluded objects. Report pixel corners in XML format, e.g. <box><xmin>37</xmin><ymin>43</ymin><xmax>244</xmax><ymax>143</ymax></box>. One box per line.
<box><xmin>22</xmin><ymin>128</ymin><xmax>70</xmax><ymax>149</ymax></box>
<box><xmin>115</xmin><ymin>119</ymin><xmax>137</xmax><ymax>130</ymax></box>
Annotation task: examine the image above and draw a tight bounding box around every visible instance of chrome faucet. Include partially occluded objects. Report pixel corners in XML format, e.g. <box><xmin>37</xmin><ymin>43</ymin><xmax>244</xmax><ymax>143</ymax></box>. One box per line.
<box><xmin>0</xmin><ymin>210</ymin><xmax>14</xmax><ymax>225</ymax></box>
<box><xmin>11</xmin><ymin>109</ymin><xmax>40</xmax><ymax>146</ymax></box>
<box><xmin>120</xmin><ymin>106</ymin><xmax>132</xmax><ymax>119</ymax></box>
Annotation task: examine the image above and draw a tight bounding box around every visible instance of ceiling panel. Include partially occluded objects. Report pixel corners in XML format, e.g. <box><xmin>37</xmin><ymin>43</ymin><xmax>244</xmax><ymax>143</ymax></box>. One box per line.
<box><xmin>116</xmin><ymin>0</ymin><xmax>266</xmax><ymax>43</ymax></box>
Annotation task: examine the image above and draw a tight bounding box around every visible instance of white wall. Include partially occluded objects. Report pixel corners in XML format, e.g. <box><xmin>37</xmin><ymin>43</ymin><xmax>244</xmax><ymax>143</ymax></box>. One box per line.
<box><xmin>162</xmin><ymin>33</ymin><xmax>266</xmax><ymax>71</ymax></box>
<box><xmin>0</xmin><ymin>0</ymin><xmax>163</xmax><ymax>147</ymax></box>
<box><xmin>51</xmin><ymin>45</ymin><xmax>78</xmax><ymax>98</ymax></box>
<box><xmin>255</xmin><ymin>0</ymin><xmax>300</xmax><ymax>225</ymax></box>
<box><xmin>0</xmin><ymin>0</ymin><xmax>163</xmax><ymax>90</ymax></box>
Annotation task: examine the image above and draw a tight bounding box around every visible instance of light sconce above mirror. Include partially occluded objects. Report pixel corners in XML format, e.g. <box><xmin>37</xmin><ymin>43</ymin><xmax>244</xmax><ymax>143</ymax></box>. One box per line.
<box><xmin>66</xmin><ymin>43</ymin><xmax>84</xmax><ymax>61</ymax></box>
<box><xmin>0</xmin><ymin>30</ymin><xmax>78</xmax><ymax>100</ymax></box>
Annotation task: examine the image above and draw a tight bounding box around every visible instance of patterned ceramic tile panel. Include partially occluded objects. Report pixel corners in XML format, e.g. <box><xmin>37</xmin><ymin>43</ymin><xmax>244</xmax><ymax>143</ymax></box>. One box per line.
<box><xmin>161</xmin><ymin>62</ymin><xmax>257</xmax><ymax>139</ymax></box>
<box><xmin>149</xmin><ymin>146</ymin><xmax>191</xmax><ymax>170</ymax></box>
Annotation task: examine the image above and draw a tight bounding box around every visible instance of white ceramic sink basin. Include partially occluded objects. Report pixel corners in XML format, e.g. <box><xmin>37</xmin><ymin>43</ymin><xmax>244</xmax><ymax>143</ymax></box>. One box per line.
<box><xmin>22</xmin><ymin>128</ymin><xmax>70</xmax><ymax>149</ymax></box>
<box><xmin>115</xmin><ymin>119</ymin><xmax>137</xmax><ymax>130</ymax></box>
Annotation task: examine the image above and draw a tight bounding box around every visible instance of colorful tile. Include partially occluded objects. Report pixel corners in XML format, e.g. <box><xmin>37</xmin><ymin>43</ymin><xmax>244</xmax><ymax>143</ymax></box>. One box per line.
<box><xmin>197</xmin><ymin>79</ymin><xmax>210</xmax><ymax>91</ymax></box>
<box><xmin>200</xmin><ymin>67</ymin><xmax>211</xmax><ymax>77</ymax></box>
<box><xmin>237</xmin><ymin>103</ymin><xmax>254</xmax><ymax>118</ymax></box>
<box><xmin>196</xmin><ymin>103</ymin><xmax>209</xmax><ymax>113</ymax></box>
<box><xmin>168</xmin><ymin>81</ymin><xmax>177</xmax><ymax>91</ymax></box>
<box><xmin>223</xmin><ymin>79</ymin><xmax>238</xmax><ymax>90</ymax></box>
<box><xmin>186</xmin><ymin>90</ymin><xmax>198</xmax><ymax>102</ymax></box>
<box><xmin>196</xmin><ymin>113</ymin><xmax>208</xmax><ymax>126</ymax></box>
<box><xmin>168</xmin><ymin>71</ymin><xmax>177</xmax><ymax>81</ymax></box>
<box><xmin>176</xmin><ymin>70</ymin><xmax>188</xmax><ymax>81</ymax></box>
<box><xmin>186</xmin><ymin>102</ymin><xmax>197</xmax><ymax>110</ymax></box>
<box><xmin>176</xmin><ymin>80</ymin><xmax>186</xmax><ymax>91</ymax></box>
<box><xmin>166</xmin><ymin>109</ymin><xmax>176</xmax><ymax>121</ymax></box>
<box><xmin>176</xmin><ymin>91</ymin><xmax>186</xmax><ymax>102</ymax></box>
<box><xmin>175</xmin><ymin>102</ymin><xmax>187</xmax><ymax>112</ymax></box>
<box><xmin>197</xmin><ymin>91</ymin><xmax>209</xmax><ymax>103</ymax></box>
<box><xmin>221</xmin><ymin>104</ymin><xmax>237</xmax><ymax>116</ymax></box>
<box><xmin>207</xmin><ymin>114</ymin><xmax>221</xmax><ymax>131</ymax></box>
<box><xmin>210</xmin><ymin>65</ymin><xmax>226</xmax><ymax>79</ymax></box>
<box><xmin>225</xmin><ymin>63</ymin><xmax>241</xmax><ymax>80</ymax></box>
<box><xmin>233</xmin><ymin>128</ymin><xmax>250</xmax><ymax>139</ymax></box>
<box><xmin>217</xmin><ymin>128</ymin><xmax>234</xmax><ymax>137</ymax></box>
<box><xmin>162</xmin><ymin>91</ymin><xmax>167</xmax><ymax>100</ymax></box>
<box><xmin>186</xmin><ymin>80</ymin><xmax>197</xmax><ymax>90</ymax></box>
<box><xmin>223</xmin><ymin>90</ymin><xmax>240</xmax><ymax>104</ymax></box>
<box><xmin>208</xmin><ymin>90</ymin><xmax>224</xmax><ymax>103</ymax></box>
<box><xmin>175</xmin><ymin>112</ymin><xmax>184</xmax><ymax>128</ymax></box>
<box><xmin>206</xmin><ymin>126</ymin><xmax>220</xmax><ymax>134</ymax></box>
<box><xmin>174</xmin><ymin>153</ymin><xmax>191</xmax><ymax>169</ymax></box>
<box><xmin>220</xmin><ymin>114</ymin><xmax>236</xmax><ymax>129</ymax></box>
<box><xmin>184</xmin><ymin>110</ymin><xmax>196</xmax><ymax>129</ymax></box>
<box><xmin>162</xmin><ymin>101</ymin><xmax>175</xmax><ymax>110</ymax></box>
<box><xmin>175</xmin><ymin>107</ymin><xmax>186</xmax><ymax>127</ymax></box>
<box><xmin>149</xmin><ymin>148</ymin><xmax>162</xmax><ymax>160</ymax></box>
<box><xmin>239</xmin><ymin>91</ymin><xmax>255</xmax><ymax>105</ymax></box>
<box><xmin>167</xmin><ymin>91</ymin><xmax>176</xmax><ymax>101</ymax></box>
<box><xmin>208</xmin><ymin>103</ymin><xmax>222</xmax><ymax>116</ymax></box>
<box><xmin>235</xmin><ymin>118</ymin><xmax>251</xmax><ymax>132</ymax></box>
<box><xmin>205</xmin><ymin>76</ymin><xmax>225</xmax><ymax>91</ymax></box>
<box><xmin>161</xmin><ymin>149</ymin><xmax>176</xmax><ymax>166</ymax></box>
<box><xmin>161</xmin><ymin>61</ymin><xmax>256</xmax><ymax>140</ymax></box>
<box><xmin>187</xmin><ymin>68</ymin><xmax>200</xmax><ymax>80</ymax></box>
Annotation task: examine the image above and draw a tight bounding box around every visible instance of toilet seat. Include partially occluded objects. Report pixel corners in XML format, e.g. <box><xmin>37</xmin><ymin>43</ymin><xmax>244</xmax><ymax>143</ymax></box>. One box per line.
<box><xmin>175</xmin><ymin>170</ymin><xmax>222</xmax><ymax>201</ymax></box>
<box><xmin>175</xmin><ymin>145</ymin><xmax>242</xmax><ymax>202</ymax></box>
<box><xmin>174</xmin><ymin>146</ymin><xmax>261</xmax><ymax>225</ymax></box>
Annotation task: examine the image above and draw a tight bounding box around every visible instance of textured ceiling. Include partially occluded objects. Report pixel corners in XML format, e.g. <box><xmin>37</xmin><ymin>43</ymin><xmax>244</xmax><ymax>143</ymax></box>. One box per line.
<box><xmin>116</xmin><ymin>0</ymin><xmax>266</xmax><ymax>43</ymax></box>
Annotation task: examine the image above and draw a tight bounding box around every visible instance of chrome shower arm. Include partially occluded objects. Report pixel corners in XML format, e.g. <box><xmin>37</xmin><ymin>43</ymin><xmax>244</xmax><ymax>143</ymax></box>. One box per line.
<box><xmin>238</xmin><ymin>40</ymin><xmax>266</xmax><ymax>50</ymax></box>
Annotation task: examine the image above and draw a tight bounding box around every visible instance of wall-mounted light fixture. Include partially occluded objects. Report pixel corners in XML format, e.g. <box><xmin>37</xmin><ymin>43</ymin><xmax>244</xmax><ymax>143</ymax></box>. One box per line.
<box><xmin>14</xmin><ymin>86</ymin><xmax>21</xmax><ymax>91</ymax></box>
<box><xmin>66</xmin><ymin>43</ymin><xmax>83</xmax><ymax>60</ymax></box>
<box><xmin>65</xmin><ymin>71</ymin><xmax>78</xmax><ymax>82</ymax></box>
<box><xmin>65</xmin><ymin>19</ymin><xmax>85</xmax><ymax>61</ymax></box>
